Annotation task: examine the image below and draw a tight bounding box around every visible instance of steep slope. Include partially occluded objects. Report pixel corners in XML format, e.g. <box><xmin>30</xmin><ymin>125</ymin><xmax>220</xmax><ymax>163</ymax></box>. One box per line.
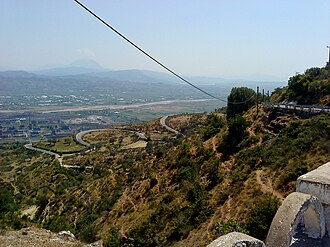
<box><xmin>1</xmin><ymin>108</ymin><xmax>329</xmax><ymax>246</ymax></box>
<box><xmin>1</xmin><ymin>66</ymin><xmax>329</xmax><ymax>246</ymax></box>
<box><xmin>271</xmin><ymin>65</ymin><xmax>330</xmax><ymax>105</ymax></box>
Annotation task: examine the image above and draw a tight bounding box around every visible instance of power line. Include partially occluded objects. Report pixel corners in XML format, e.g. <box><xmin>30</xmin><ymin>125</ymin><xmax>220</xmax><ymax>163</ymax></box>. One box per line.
<box><xmin>73</xmin><ymin>0</ymin><xmax>253</xmax><ymax>105</ymax></box>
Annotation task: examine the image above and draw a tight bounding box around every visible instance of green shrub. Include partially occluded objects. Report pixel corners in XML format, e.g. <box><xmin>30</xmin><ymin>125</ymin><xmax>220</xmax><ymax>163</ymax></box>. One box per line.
<box><xmin>75</xmin><ymin>214</ymin><xmax>100</xmax><ymax>243</ymax></box>
<box><xmin>214</xmin><ymin>220</ymin><xmax>249</xmax><ymax>236</ymax></box>
<box><xmin>247</xmin><ymin>194</ymin><xmax>280</xmax><ymax>240</ymax></box>
<box><xmin>219</xmin><ymin>115</ymin><xmax>250</xmax><ymax>156</ymax></box>
<box><xmin>45</xmin><ymin>216</ymin><xmax>73</xmax><ymax>232</ymax></box>
<box><xmin>79</xmin><ymin>224</ymin><xmax>100</xmax><ymax>243</ymax></box>
<box><xmin>105</xmin><ymin>227</ymin><xmax>123</xmax><ymax>247</ymax></box>
<box><xmin>202</xmin><ymin>114</ymin><xmax>224</xmax><ymax>140</ymax></box>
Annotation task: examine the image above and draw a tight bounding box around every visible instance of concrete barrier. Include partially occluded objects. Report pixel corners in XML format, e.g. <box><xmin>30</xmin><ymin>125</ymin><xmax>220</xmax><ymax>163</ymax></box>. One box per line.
<box><xmin>266</xmin><ymin>192</ymin><xmax>325</xmax><ymax>247</ymax></box>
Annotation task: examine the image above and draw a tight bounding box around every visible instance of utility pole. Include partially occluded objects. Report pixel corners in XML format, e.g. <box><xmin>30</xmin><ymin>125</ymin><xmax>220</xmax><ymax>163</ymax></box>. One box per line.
<box><xmin>256</xmin><ymin>86</ymin><xmax>259</xmax><ymax>116</ymax></box>
<box><xmin>262</xmin><ymin>89</ymin><xmax>265</xmax><ymax>102</ymax></box>
<box><xmin>327</xmin><ymin>46</ymin><xmax>330</xmax><ymax>67</ymax></box>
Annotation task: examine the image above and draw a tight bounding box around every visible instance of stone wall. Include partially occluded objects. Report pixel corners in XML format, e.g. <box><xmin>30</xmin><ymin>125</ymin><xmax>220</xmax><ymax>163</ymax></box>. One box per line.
<box><xmin>266</xmin><ymin>192</ymin><xmax>325</xmax><ymax>247</ymax></box>
<box><xmin>296</xmin><ymin>161</ymin><xmax>330</xmax><ymax>235</ymax></box>
<box><xmin>208</xmin><ymin>161</ymin><xmax>330</xmax><ymax>247</ymax></box>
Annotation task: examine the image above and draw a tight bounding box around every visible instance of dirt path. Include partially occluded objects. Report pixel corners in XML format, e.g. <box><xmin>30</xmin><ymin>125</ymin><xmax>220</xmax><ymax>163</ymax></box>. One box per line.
<box><xmin>255</xmin><ymin>170</ymin><xmax>283</xmax><ymax>200</ymax></box>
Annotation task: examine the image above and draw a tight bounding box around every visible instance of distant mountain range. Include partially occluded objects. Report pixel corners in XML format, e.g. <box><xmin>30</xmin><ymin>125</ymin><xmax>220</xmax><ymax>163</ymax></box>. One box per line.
<box><xmin>0</xmin><ymin>59</ymin><xmax>286</xmax><ymax>96</ymax></box>
<box><xmin>32</xmin><ymin>59</ymin><xmax>106</xmax><ymax>77</ymax></box>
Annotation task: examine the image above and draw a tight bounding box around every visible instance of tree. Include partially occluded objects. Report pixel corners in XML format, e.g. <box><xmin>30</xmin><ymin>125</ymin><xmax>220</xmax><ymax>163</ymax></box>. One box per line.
<box><xmin>287</xmin><ymin>74</ymin><xmax>306</xmax><ymax>98</ymax></box>
<box><xmin>219</xmin><ymin>115</ymin><xmax>250</xmax><ymax>156</ymax></box>
<box><xmin>304</xmin><ymin>67</ymin><xmax>321</xmax><ymax>79</ymax></box>
<box><xmin>227</xmin><ymin>115</ymin><xmax>249</xmax><ymax>149</ymax></box>
<box><xmin>227</xmin><ymin>87</ymin><xmax>256</xmax><ymax>119</ymax></box>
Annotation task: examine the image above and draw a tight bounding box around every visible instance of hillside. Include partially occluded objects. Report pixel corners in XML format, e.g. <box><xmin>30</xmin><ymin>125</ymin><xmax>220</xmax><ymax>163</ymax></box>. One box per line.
<box><xmin>271</xmin><ymin>65</ymin><xmax>330</xmax><ymax>105</ymax></box>
<box><xmin>1</xmin><ymin>107</ymin><xmax>329</xmax><ymax>246</ymax></box>
<box><xmin>0</xmin><ymin>67</ymin><xmax>329</xmax><ymax>246</ymax></box>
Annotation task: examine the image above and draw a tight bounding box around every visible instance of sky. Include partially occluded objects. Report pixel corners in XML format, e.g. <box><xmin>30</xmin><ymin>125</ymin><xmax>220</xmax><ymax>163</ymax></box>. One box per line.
<box><xmin>1</xmin><ymin>0</ymin><xmax>329</xmax><ymax>81</ymax></box>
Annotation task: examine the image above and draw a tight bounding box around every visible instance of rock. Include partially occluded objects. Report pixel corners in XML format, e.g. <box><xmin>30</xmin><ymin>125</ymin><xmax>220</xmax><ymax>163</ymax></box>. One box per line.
<box><xmin>297</xmin><ymin>161</ymin><xmax>330</xmax><ymax>204</ymax></box>
<box><xmin>58</xmin><ymin>230</ymin><xmax>76</xmax><ymax>239</ymax></box>
<box><xmin>83</xmin><ymin>239</ymin><xmax>104</xmax><ymax>247</ymax></box>
<box><xmin>0</xmin><ymin>227</ymin><xmax>84</xmax><ymax>247</ymax></box>
<box><xmin>207</xmin><ymin>232</ymin><xmax>265</xmax><ymax>247</ymax></box>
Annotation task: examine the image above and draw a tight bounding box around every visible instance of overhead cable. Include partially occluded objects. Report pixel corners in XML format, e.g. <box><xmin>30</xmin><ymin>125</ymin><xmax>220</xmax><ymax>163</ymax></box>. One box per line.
<box><xmin>73</xmin><ymin>0</ymin><xmax>254</xmax><ymax>105</ymax></box>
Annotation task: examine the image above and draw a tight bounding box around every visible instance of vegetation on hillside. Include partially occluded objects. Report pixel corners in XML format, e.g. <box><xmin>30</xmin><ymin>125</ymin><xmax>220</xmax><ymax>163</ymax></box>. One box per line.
<box><xmin>272</xmin><ymin>65</ymin><xmax>330</xmax><ymax>105</ymax></box>
<box><xmin>33</xmin><ymin>135</ymin><xmax>86</xmax><ymax>154</ymax></box>
<box><xmin>0</xmin><ymin>67</ymin><xmax>329</xmax><ymax>246</ymax></box>
<box><xmin>226</xmin><ymin>87</ymin><xmax>256</xmax><ymax>118</ymax></box>
<box><xmin>1</xmin><ymin>108</ymin><xmax>329</xmax><ymax>246</ymax></box>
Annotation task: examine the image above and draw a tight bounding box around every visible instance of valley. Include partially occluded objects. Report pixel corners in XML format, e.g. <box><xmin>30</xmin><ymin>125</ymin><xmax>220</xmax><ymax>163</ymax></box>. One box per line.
<box><xmin>0</xmin><ymin>65</ymin><xmax>328</xmax><ymax>246</ymax></box>
<box><xmin>1</xmin><ymin>106</ymin><xmax>329</xmax><ymax>246</ymax></box>
<box><xmin>1</xmin><ymin>0</ymin><xmax>329</xmax><ymax>245</ymax></box>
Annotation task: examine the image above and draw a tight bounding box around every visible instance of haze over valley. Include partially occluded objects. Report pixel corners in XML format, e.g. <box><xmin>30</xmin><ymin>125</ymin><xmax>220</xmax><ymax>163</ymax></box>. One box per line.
<box><xmin>1</xmin><ymin>1</ymin><xmax>329</xmax><ymax>246</ymax></box>
<box><xmin>0</xmin><ymin>59</ymin><xmax>286</xmax><ymax>143</ymax></box>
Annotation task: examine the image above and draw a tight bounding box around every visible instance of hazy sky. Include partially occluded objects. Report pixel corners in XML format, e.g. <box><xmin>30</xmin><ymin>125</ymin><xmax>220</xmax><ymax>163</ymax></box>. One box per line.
<box><xmin>1</xmin><ymin>0</ymin><xmax>329</xmax><ymax>81</ymax></box>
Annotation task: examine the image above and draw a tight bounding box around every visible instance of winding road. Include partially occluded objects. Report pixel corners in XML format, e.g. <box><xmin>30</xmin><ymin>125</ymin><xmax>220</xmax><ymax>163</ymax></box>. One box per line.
<box><xmin>24</xmin><ymin>143</ymin><xmax>77</xmax><ymax>167</ymax></box>
<box><xmin>24</xmin><ymin>128</ymin><xmax>147</xmax><ymax>167</ymax></box>
<box><xmin>25</xmin><ymin>119</ymin><xmax>180</xmax><ymax>167</ymax></box>
<box><xmin>75</xmin><ymin>129</ymin><xmax>108</xmax><ymax>147</ymax></box>
<box><xmin>76</xmin><ymin>128</ymin><xmax>147</xmax><ymax>147</ymax></box>
<box><xmin>160</xmin><ymin>116</ymin><xmax>183</xmax><ymax>136</ymax></box>
<box><xmin>24</xmin><ymin>143</ymin><xmax>60</xmax><ymax>158</ymax></box>
<box><xmin>24</xmin><ymin>129</ymin><xmax>103</xmax><ymax>167</ymax></box>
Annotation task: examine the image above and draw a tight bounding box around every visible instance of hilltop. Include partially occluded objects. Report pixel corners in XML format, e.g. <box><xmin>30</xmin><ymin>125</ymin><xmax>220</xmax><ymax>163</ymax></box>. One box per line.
<box><xmin>0</xmin><ymin>66</ymin><xmax>329</xmax><ymax>246</ymax></box>
<box><xmin>271</xmin><ymin>65</ymin><xmax>330</xmax><ymax>105</ymax></box>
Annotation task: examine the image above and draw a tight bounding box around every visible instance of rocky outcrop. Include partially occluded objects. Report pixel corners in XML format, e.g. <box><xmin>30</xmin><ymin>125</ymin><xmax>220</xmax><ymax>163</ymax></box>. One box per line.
<box><xmin>207</xmin><ymin>232</ymin><xmax>265</xmax><ymax>247</ymax></box>
<box><xmin>209</xmin><ymin>161</ymin><xmax>330</xmax><ymax>247</ymax></box>
<box><xmin>0</xmin><ymin>227</ymin><xmax>103</xmax><ymax>247</ymax></box>
<box><xmin>266</xmin><ymin>161</ymin><xmax>330</xmax><ymax>247</ymax></box>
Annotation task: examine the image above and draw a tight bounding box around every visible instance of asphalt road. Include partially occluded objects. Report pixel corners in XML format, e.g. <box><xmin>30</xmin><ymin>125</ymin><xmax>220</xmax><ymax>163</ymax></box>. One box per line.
<box><xmin>75</xmin><ymin>129</ymin><xmax>109</xmax><ymax>147</ymax></box>
<box><xmin>262</xmin><ymin>102</ymin><xmax>330</xmax><ymax>113</ymax></box>
<box><xmin>24</xmin><ymin>143</ymin><xmax>60</xmax><ymax>158</ymax></box>
<box><xmin>160</xmin><ymin>116</ymin><xmax>182</xmax><ymax>135</ymax></box>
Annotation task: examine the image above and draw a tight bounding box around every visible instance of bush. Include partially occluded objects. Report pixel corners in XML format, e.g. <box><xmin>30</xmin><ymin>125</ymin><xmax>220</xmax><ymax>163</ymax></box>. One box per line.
<box><xmin>79</xmin><ymin>224</ymin><xmax>100</xmax><ymax>243</ymax></box>
<box><xmin>247</xmin><ymin>194</ymin><xmax>280</xmax><ymax>240</ymax></box>
<box><xmin>220</xmin><ymin>115</ymin><xmax>250</xmax><ymax>156</ymax></box>
<box><xmin>214</xmin><ymin>220</ymin><xmax>249</xmax><ymax>236</ymax></box>
<box><xmin>286</xmin><ymin>66</ymin><xmax>330</xmax><ymax>104</ymax></box>
<box><xmin>202</xmin><ymin>114</ymin><xmax>224</xmax><ymax>141</ymax></box>
<box><xmin>105</xmin><ymin>227</ymin><xmax>123</xmax><ymax>247</ymax></box>
<box><xmin>75</xmin><ymin>214</ymin><xmax>100</xmax><ymax>243</ymax></box>
<box><xmin>45</xmin><ymin>216</ymin><xmax>73</xmax><ymax>232</ymax></box>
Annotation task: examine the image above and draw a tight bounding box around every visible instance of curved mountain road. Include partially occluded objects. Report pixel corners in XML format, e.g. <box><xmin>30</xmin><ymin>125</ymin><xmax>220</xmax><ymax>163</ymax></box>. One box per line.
<box><xmin>25</xmin><ymin>128</ymin><xmax>147</xmax><ymax>167</ymax></box>
<box><xmin>76</xmin><ymin>128</ymin><xmax>147</xmax><ymax>147</ymax></box>
<box><xmin>24</xmin><ymin>144</ymin><xmax>60</xmax><ymax>158</ymax></box>
<box><xmin>24</xmin><ymin>144</ymin><xmax>78</xmax><ymax>167</ymax></box>
<box><xmin>160</xmin><ymin>116</ymin><xmax>183</xmax><ymax>136</ymax></box>
<box><xmin>75</xmin><ymin>129</ymin><xmax>108</xmax><ymax>147</ymax></box>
